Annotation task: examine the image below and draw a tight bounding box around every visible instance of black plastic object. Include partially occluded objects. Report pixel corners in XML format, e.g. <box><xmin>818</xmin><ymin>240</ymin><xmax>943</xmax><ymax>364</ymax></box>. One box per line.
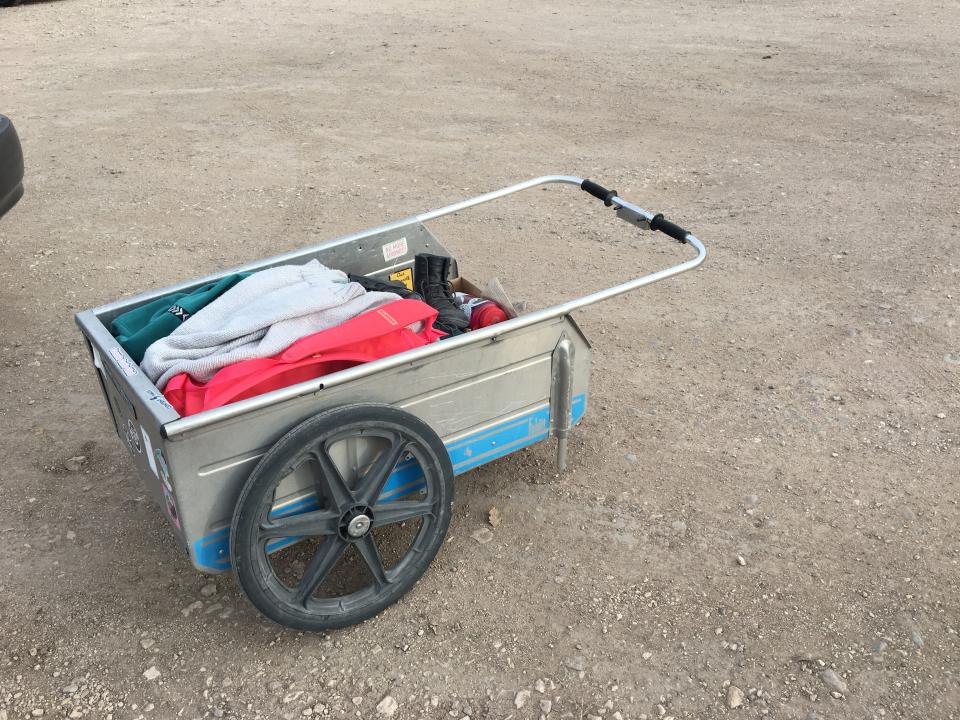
<box><xmin>0</xmin><ymin>115</ymin><xmax>24</xmax><ymax>220</ymax></box>
<box><xmin>649</xmin><ymin>213</ymin><xmax>689</xmax><ymax>243</ymax></box>
<box><xmin>231</xmin><ymin>404</ymin><xmax>455</xmax><ymax>631</ymax></box>
<box><xmin>580</xmin><ymin>178</ymin><xmax>618</xmax><ymax>206</ymax></box>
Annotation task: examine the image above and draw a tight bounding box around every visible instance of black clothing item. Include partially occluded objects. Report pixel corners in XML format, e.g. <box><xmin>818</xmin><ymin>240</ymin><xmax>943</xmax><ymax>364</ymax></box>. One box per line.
<box><xmin>413</xmin><ymin>254</ymin><xmax>469</xmax><ymax>337</ymax></box>
<box><xmin>348</xmin><ymin>273</ymin><xmax>422</xmax><ymax>302</ymax></box>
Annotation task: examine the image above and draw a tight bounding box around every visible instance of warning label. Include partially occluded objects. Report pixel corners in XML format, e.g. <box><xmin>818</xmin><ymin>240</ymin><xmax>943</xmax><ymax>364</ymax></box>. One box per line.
<box><xmin>388</xmin><ymin>267</ymin><xmax>414</xmax><ymax>290</ymax></box>
<box><xmin>381</xmin><ymin>237</ymin><xmax>408</xmax><ymax>262</ymax></box>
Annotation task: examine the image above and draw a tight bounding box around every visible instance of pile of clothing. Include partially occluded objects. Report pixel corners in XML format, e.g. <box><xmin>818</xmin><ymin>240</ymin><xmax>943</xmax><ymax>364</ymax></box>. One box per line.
<box><xmin>111</xmin><ymin>254</ymin><xmax>507</xmax><ymax>417</ymax></box>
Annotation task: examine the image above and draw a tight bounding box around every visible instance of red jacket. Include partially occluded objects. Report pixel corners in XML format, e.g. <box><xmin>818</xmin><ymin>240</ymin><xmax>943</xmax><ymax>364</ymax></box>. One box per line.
<box><xmin>164</xmin><ymin>299</ymin><xmax>443</xmax><ymax>416</ymax></box>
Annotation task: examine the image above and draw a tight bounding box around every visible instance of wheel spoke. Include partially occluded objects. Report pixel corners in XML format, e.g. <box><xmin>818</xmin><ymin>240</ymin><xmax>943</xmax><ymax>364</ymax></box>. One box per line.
<box><xmin>355</xmin><ymin>534</ymin><xmax>389</xmax><ymax>589</ymax></box>
<box><xmin>259</xmin><ymin>509</ymin><xmax>339</xmax><ymax>540</ymax></box>
<box><xmin>357</xmin><ymin>434</ymin><xmax>409</xmax><ymax>505</ymax></box>
<box><xmin>291</xmin><ymin>537</ymin><xmax>348</xmax><ymax>607</ymax></box>
<box><xmin>371</xmin><ymin>500</ymin><xmax>434</xmax><ymax>528</ymax></box>
<box><xmin>311</xmin><ymin>443</ymin><xmax>354</xmax><ymax>509</ymax></box>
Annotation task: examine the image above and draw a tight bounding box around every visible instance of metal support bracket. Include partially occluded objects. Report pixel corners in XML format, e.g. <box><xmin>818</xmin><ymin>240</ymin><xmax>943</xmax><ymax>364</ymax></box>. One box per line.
<box><xmin>614</xmin><ymin>203</ymin><xmax>652</xmax><ymax>230</ymax></box>
<box><xmin>551</xmin><ymin>333</ymin><xmax>575</xmax><ymax>472</ymax></box>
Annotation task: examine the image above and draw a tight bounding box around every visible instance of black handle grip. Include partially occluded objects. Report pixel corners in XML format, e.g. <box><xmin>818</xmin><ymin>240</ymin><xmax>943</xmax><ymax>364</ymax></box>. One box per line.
<box><xmin>580</xmin><ymin>179</ymin><xmax>618</xmax><ymax>206</ymax></box>
<box><xmin>649</xmin><ymin>213</ymin><xmax>689</xmax><ymax>243</ymax></box>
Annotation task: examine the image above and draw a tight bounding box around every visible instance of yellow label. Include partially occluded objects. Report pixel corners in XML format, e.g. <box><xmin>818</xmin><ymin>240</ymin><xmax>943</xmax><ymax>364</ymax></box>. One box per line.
<box><xmin>388</xmin><ymin>268</ymin><xmax>414</xmax><ymax>291</ymax></box>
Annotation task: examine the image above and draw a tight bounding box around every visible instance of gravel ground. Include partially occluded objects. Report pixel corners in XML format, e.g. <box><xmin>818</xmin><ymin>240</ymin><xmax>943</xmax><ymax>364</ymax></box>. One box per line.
<box><xmin>1</xmin><ymin>0</ymin><xmax>959</xmax><ymax>718</ymax></box>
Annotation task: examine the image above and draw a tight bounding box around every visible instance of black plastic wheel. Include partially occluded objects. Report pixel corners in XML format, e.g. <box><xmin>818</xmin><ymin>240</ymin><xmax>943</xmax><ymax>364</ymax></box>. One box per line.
<box><xmin>230</xmin><ymin>404</ymin><xmax>454</xmax><ymax>631</ymax></box>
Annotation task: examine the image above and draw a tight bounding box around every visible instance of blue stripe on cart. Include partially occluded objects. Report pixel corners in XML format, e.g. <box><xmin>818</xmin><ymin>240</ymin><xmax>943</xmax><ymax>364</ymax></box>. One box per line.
<box><xmin>191</xmin><ymin>393</ymin><xmax>585</xmax><ymax>572</ymax></box>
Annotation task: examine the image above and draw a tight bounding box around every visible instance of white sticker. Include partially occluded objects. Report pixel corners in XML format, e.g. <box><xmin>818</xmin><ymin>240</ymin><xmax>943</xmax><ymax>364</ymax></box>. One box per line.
<box><xmin>141</xmin><ymin>425</ymin><xmax>158</xmax><ymax>477</ymax></box>
<box><xmin>109</xmin><ymin>347</ymin><xmax>139</xmax><ymax>377</ymax></box>
<box><xmin>381</xmin><ymin>237</ymin><xmax>408</xmax><ymax>262</ymax></box>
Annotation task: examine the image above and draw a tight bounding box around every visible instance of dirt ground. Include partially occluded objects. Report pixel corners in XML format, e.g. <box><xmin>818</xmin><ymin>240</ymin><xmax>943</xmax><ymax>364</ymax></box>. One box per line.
<box><xmin>2</xmin><ymin>0</ymin><xmax>959</xmax><ymax>718</ymax></box>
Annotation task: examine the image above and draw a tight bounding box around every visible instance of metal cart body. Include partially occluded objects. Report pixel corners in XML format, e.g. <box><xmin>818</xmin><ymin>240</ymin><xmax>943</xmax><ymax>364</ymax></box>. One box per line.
<box><xmin>75</xmin><ymin>175</ymin><xmax>705</xmax><ymax>577</ymax></box>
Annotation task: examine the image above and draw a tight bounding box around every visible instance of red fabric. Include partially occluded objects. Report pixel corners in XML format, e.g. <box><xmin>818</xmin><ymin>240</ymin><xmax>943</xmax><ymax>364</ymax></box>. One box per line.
<box><xmin>469</xmin><ymin>301</ymin><xmax>507</xmax><ymax>330</ymax></box>
<box><xmin>164</xmin><ymin>299</ymin><xmax>443</xmax><ymax>417</ymax></box>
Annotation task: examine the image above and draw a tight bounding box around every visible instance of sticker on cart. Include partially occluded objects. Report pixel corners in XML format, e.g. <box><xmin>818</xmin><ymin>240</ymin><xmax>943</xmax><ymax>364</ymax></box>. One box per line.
<box><xmin>381</xmin><ymin>237</ymin><xmax>408</xmax><ymax>262</ymax></box>
<box><xmin>141</xmin><ymin>425</ymin><xmax>158</xmax><ymax>477</ymax></box>
<box><xmin>125</xmin><ymin>419</ymin><xmax>142</xmax><ymax>454</ymax></box>
<box><xmin>146</xmin><ymin>389</ymin><xmax>175</xmax><ymax>412</ymax></box>
<box><xmin>109</xmin><ymin>347</ymin><xmax>139</xmax><ymax>377</ymax></box>
<box><xmin>163</xmin><ymin>485</ymin><xmax>181</xmax><ymax>530</ymax></box>
<box><xmin>155</xmin><ymin>448</ymin><xmax>172</xmax><ymax>490</ymax></box>
<box><xmin>91</xmin><ymin>345</ymin><xmax>103</xmax><ymax>370</ymax></box>
<box><xmin>388</xmin><ymin>267</ymin><xmax>414</xmax><ymax>290</ymax></box>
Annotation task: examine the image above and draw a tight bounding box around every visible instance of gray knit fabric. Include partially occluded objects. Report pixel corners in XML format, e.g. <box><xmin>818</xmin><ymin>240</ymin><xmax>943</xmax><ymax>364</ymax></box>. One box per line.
<box><xmin>141</xmin><ymin>260</ymin><xmax>400</xmax><ymax>388</ymax></box>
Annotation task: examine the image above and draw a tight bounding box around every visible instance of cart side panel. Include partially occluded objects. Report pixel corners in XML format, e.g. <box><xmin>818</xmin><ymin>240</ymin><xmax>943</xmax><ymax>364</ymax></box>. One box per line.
<box><xmin>163</xmin><ymin>317</ymin><xmax>590</xmax><ymax>573</ymax></box>
<box><xmin>79</xmin><ymin>335</ymin><xmax>189</xmax><ymax>551</ymax></box>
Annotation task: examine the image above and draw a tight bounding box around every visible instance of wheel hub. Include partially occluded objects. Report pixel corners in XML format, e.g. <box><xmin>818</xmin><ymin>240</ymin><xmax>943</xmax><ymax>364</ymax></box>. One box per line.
<box><xmin>340</xmin><ymin>505</ymin><xmax>374</xmax><ymax>539</ymax></box>
<box><xmin>346</xmin><ymin>514</ymin><xmax>371</xmax><ymax>538</ymax></box>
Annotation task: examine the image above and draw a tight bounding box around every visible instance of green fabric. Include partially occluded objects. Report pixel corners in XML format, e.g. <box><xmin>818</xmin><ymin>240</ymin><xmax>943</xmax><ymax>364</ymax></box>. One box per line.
<box><xmin>111</xmin><ymin>273</ymin><xmax>250</xmax><ymax>363</ymax></box>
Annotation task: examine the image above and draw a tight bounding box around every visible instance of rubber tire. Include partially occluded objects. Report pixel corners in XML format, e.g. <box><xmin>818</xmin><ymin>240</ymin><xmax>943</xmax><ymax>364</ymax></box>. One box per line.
<box><xmin>230</xmin><ymin>403</ymin><xmax>454</xmax><ymax>631</ymax></box>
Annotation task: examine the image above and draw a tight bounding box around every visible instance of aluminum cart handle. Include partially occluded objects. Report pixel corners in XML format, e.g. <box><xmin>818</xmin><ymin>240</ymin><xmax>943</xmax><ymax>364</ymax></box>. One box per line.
<box><xmin>416</xmin><ymin>175</ymin><xmax>707</xmax><ymax>317</ymax></box>
<box><xmin>161</xmin><ymin>175</ymin><xmax>707</xmax><ymax>436</ymax></box>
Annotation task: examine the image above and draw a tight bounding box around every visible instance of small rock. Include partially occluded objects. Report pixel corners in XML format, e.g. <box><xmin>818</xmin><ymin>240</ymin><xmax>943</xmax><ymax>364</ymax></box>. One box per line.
<box><xmin>488</xmin><ymin>507</ymin><xmax>502</xmax><ymax>528</ymax></box>
<box><xmin>534</xmin><ymin>679</ymin><xmax>546</xmax><ymax>693</ymax></box>
<box><xmin>726</xmin><ymin>685</ymin><xmax>745</xmax><ymax>709</ymax></box>
<box><xmin>301</xmin><ymin>709</ymin><xmax>313</xmax><ymax>717</ymax></box>
<box><xmin>935</xmin><ymin>412</ymin><xmax>946</xmax><ymax>419</ymax></box>
<box><xmin>819</xmin><ymin>669</ymin><xmax>848</xmax><ymax>694</ymax></box>
<box><xmin>31</xmin><ymin>710</ymin><xmax>44</xmax><ymax>718</ymax></box>
<box><xmin>200</xmin><ymin>582</ymin><xmax>218</xmax><ymax>598</ymax></box>
<box><xmin>910</xmin><ymin>630</ymin><xmax>924</xmax><ymax>648</ymax></box>
<box><xmin>140</xmin><ymin>638</ymin><xmax>155</xmax><ymax>650</ymax></box>
<box><xmin>563</xmin><ymin>655</ymin><xmax>586</xmax><ymax>671</ymax></box>
<box><xmin>65</xmin><ymin>456</ymin><xmax>87</xmax><ymax>472</ymax></box>
<box><xmin>65</xmin><ymin>530</ymin><xmax>77</xmax><ymax>541</ymax></box>
<box><xmin>471</xmin><ymin>527</ymin><xmax>493</xmax><ymax>545</ymax></box>
<box><xmin>624</xmin><ymin>452</ymin><xmax>638</xmax><ymax>463</ymax></box>
<box><xmin>143</xmin><ymin>666</ymin><xmax>161</xmax><ymax>681</ymax></box>
<box><xmin>376</xmin><ymin>695</ymin><xmax>398</xmax><ymax>717</ymax></box>
<box><xmin>671</xmin><ymin>520</ymin><xmax>687</xmax><ymax>533</ymax></box>
<box><xmin>181</xmin><ymin>600</ymin><xmax>203</xmax><ymax>616</ymax></box>
<box><xmin>736</xmin><ymin>555</ymin><xmax>747</xmax><ymax>566</ymax></box>
<box><xmin>642</xmin><ymin>651</ymin><xmax>652</xmax><ymax>660</ymax></box>
<box><xmin>69</xmin><ymin>711</ymin><xmax>83</xmax><ymax>720</ymax></box>
<box><xmin>352</xmin><ymin>697</ymin><xmax>363</xmax><ymax>706</ymax></box>
<box><xmin>283</xmin><ymin>691</ymin><xmax>303</xmax><ymax>704</ymax></box>
<box><xmin>540</xmin><ymin>698</ymin><xmax>553</xmax><ymax>714</ymax></box>
<box><xmin>514</xmin><ymin>690</ymin><xmax>531</xmax><ymax>709</ymax></box>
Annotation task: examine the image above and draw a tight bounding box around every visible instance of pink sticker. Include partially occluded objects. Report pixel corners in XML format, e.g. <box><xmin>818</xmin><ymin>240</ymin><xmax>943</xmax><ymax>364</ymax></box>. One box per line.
<box><xmin>381</xmin><ymin>237</ymin><xmax>408</xmax><ymax>262</ymax></box>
